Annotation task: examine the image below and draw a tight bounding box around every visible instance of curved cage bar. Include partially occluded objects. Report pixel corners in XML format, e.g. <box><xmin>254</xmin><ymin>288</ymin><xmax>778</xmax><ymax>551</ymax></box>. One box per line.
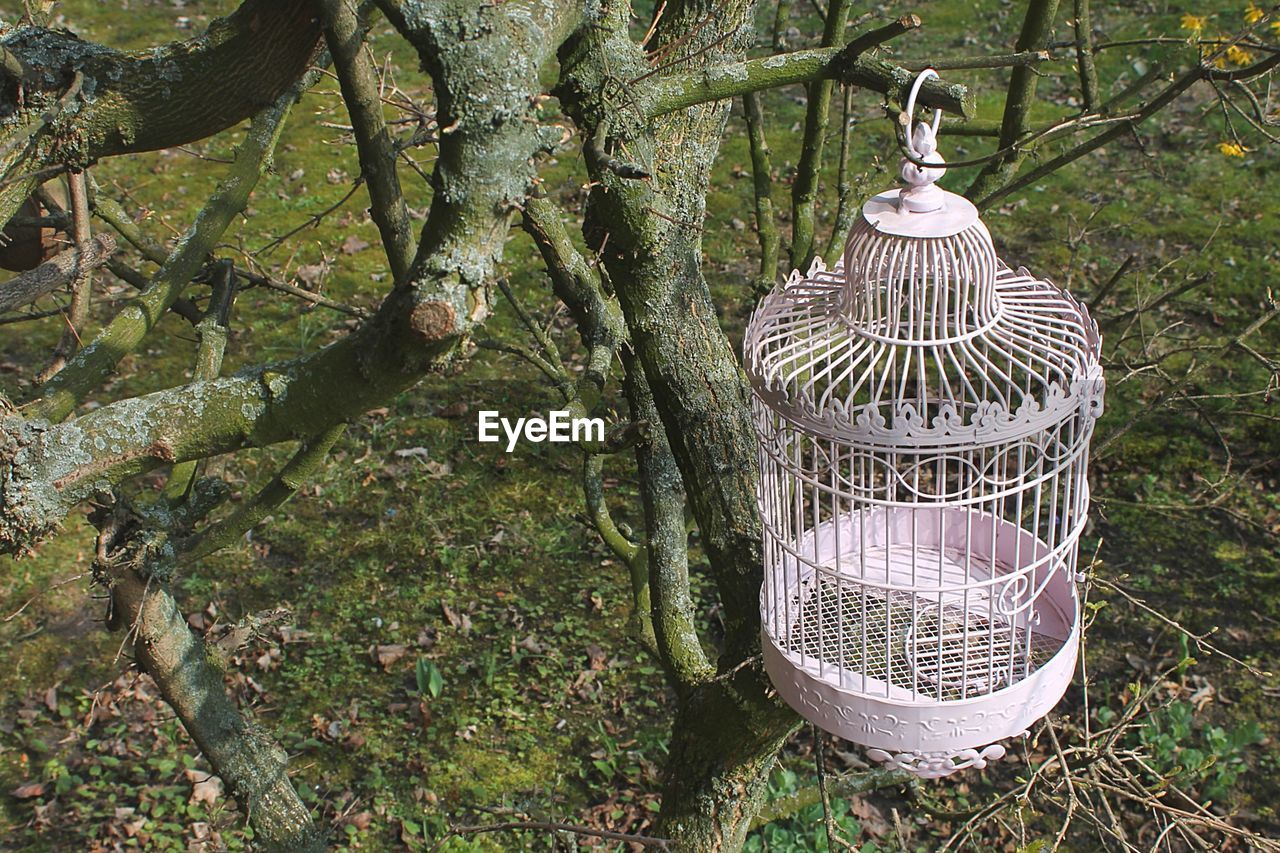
<box><xmin>842</xmin><ymin>193</ymin><xmax>1002</xmax><ymax>344</ymax></box>
<box><xmin>745</xmin><ymin>81</ymin><xmax>1103</xmax><ymax>778</ymax></box>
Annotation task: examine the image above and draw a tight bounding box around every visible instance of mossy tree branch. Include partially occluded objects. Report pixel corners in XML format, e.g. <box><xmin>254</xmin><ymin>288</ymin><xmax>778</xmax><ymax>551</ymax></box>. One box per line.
<box><xmin>483</xmin><ymin>260</ymin><xmax>657</xmax><ymax>648</ymax></box>
<box><xmin>521</xmin><ymin>196</ymin><xmax>626</xmax><ymax>406</ymax></box>
<box><xmin>522</xmin><ymin>197</ymin><xmax>705</xmax><ymax>671</ymax></box>
<box><xmin>1071</xmin><ymin>0</ymin><xmax>1101</xmax><ymax>111</ymax></box>
<box><xmin>621</xmin><ymin>357</ymin><xmax>714</xmax><ymax>691</ymax></box>
<box><xmin>2</xmin><ymin>0</ymin><xmax>582</xmax><ymax>558</ymax></box>
<box><xmin>645</xmin><ymin>40</ymin><xmax>973</xmax><ymax>120</ymax></box>
<box><xmin>38</xmin><ymin>170</ymin><xmax>93</xmax><ymax>380</ymax></box>
<box><xmin>789</xmin><ymin>3</ymin><xmax>879</xmax><ymax>270</ymax></box>
<box><xmin>183</xmin><ymin>424</ymin><xmax>346</xmax><ymax>562</ymax></box>
<box><xmin>86</xmin><ymin>179</ymin><xmax>169</xmax><ymax>265</ymax></box>
<box><xmin>104</xmin><ymin>568</ymin><xmax>324</xmax><ymax>852</ymax></box>
<box><xmin>0</xmin><ymin>0</ymin><xmax>324</xmax><ymax>223</ymax></box>
<box><xmin>559</xmin><ymin>4</ymin><xmax>801</xmax><ymax>846</ymax></box>
<box><xmin>749</xmin><ymin>766</ymin><xmax>914</xmax><ymax>829</ymax></box>
<box><xmin>163</xmin><ymin>261</ymin><xmax>237</xmax><ymax>504</ymax></box>
<box><xmin>0</xmin><ymin>232</ymin><xmax>114</xmax><ymax>313</ymax></box>
<box><xmin>743</xmin><ymin>91</ymin><xmax>780</xmax><ymax>290</ymax></box>
<box><xmin>966</xmin><ymin>0</ymin><xmax>1062</xmax><ymax>200</ymax></box>
<box><xmin>27</xmin><ymin>70</ymin><xmax>317</xmax><ymax>423</ymax></box>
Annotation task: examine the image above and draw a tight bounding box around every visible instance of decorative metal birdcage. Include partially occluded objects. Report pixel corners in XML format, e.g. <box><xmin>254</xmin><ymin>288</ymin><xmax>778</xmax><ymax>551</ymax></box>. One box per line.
<box><xmin>744</xmin><ymin>71</ymin><xmax>1105</xmax><ymax>779</ymax></box>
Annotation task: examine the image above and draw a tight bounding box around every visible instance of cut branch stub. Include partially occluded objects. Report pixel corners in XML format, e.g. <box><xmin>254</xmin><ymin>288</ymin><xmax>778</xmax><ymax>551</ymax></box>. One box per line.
<box><xmin>408</xmin><ymin>299</ymin><xmax>458</xmax><ymax>344</ymax></box>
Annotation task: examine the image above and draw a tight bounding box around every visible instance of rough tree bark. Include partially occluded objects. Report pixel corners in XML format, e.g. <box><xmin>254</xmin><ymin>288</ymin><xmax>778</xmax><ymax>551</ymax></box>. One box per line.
<box><xmin>557</xmin><ymin>2</ymin><xmax>801</xmax><ymax>846</ymax></box>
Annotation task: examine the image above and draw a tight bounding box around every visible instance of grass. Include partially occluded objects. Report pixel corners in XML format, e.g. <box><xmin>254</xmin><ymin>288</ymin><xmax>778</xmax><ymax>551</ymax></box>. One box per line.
<box><xmin>1</xmin><ymin>0</ymin><xmax>1279</xmax><ymax>849</ymax></box>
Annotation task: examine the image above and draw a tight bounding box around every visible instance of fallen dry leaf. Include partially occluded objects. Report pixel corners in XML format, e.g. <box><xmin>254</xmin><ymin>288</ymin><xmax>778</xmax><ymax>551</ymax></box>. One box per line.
<box><xmin>185</xmin><ymin>769</ymin><xmax>223</xmax><ymax>807</ymax></box>
<box><xmin>438</xmin><ymin>401</ymin><xmax>468</xmax><ymax>418</ymax></box>
<box><xmin>849</xmin><ymin>796</ymin><xmax>891</xmax><ymax>838</ymax></box>
<box><xmin>296</xmin><ymin>263</ymin><xmax>328</xmax><ymax>287</ymax></box>
<box><xmin>341</xmin><ymin>234</ymin><xmax>369</xmax><ymax>255</ymax></box>
<box><xmin>373</xmin><ymin>644</ymin><xmax>410</xmax><ymax>670</ymax></box>
<box><xmin>11</xmin><ymin>782</ymin><xmax>45</xmax><ymax>799</ymax></box>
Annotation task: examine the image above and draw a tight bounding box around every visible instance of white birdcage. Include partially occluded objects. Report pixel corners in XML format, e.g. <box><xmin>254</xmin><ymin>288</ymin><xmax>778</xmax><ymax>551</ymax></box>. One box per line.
<box><xmin>745</xmin><ymin>71</ymin><xmax>1105</xmax><ymax>779</ymax></box>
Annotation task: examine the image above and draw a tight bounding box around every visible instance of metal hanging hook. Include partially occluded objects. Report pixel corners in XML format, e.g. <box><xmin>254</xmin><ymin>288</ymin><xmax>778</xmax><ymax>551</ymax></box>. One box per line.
<box><xmin>898</xmin><ymin>68</ymin><xmax>947</xmax><ymax>214</ymax></box>
<box><xmin>904</xmin><ymin>67</ymin><xmax>942</xmax><ymax>159</ymax></box>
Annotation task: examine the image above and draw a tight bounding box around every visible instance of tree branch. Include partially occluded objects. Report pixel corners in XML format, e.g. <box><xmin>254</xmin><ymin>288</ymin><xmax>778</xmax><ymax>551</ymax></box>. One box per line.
<box><xmin>87</xmin><ymin>178</ymin><xmax>169</xmax><ymax>265</ymax></box>
<box><xmin>521</xmin><ymin>196</ymin><xmax>625</xmax><ymax>403</ymax></box>
<box><xmin>37</xmin><ymin>170</ymin><xmax>93</xmax><ymax>381</ymax></box>
<box><xmin>966</xmin><ymin>0</ymin><xmax>1062</xmax><ymax>200</ymax></box>
<box><xmin>646</xmin><ymin>40</ymin><xmax>973</xmax><ymax>119</ymax></box>
<box><xmin>28</xmin><ymin>67</ymin><xmax>319</xmax><ymax>423</ymax></box>
<box><xmin>623</xmin><ymin>357</ymin><xmax>713</xmax><ymax>690</ymax></box>
<box><xmin>318</xmin><ymin>0</ymin><xmax>415</xmax><ymax>284</ymax></box>
<box><xmin>823</xmin><ymin>85</ymin><xmax>863</xmax><ymax>262</ymax></box>
<box><xmin>105</xmin><ymin>569</ymin><xmax>324</xmax><ymax>851</ymax></box>
<box><xmin>183</xmin><ymin>423</ymin><xmax>346</xmax><ymax>562</ymax></box>
<box><xmin>1</xmin><ymin>0</ymin><xmax>582</xmax><ymax>556</ymax></box>
<box><xmin>1071</xmin><ymin>0</ymin><xmax>1101</xmax><ymax>110</ymax></box>
<box><xmin>976</xmin><ymin>62</ymin><xmax>1205</xmax><ymax>209</ymax></box>
<box><xmin>163</xmin><ymin>260</ymin><xmax>237</xmax><ymax>504</ymax></box>
<box><xmin>0</xmin><ymin>0</ymin><xmax>324</xmax><ymax>223</ymax></box>
<box><xmin>0</xmin><ymin>232</ymin><xmax>114</xmax><ymax>313</ymax></box>
<box><xmin>743</xmin><ymin>91</ymin><xmax>780</xmax><ymax>289</ymax></box>
<box><xmin>789</xmin><ymin>0</ymin><xmax>864</xmax><ymax>270</ymax></box>
<box><xmin>750</xmin><ymin>766</ymin><xmax>914</xmax><ymax>828</ymax></box>
<box><xmin>901</xmin><ymin>49</ymin><xmax>1051</xmax><ymax>71</ymax></box>
<box><xmin>0</xmin><ymin>1</ymin><xmax>321</xmax><ymax>154</ymax></box>
<box><xmin>522</xmin><ymin>195</ymin><xmax>707</xmax><ymax>684</ymax></box>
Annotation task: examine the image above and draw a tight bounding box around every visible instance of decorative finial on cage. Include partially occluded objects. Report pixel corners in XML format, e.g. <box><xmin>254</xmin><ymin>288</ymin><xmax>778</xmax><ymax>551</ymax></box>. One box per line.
<box><xmin>899</xmin><ymin>68</ymin><xmax>946</xmax><ymax>214</ymax></box>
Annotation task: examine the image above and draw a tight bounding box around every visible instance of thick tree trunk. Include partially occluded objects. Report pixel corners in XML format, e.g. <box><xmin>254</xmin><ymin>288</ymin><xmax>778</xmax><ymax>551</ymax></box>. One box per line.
<box><xmin>557</xmin><ymin>5</ymin><xmax>802</xmax><ymax>847</ymax></box>
<box><xmin>658</xmin><ymin>671</ymin><xmax>797</xmax><ymax>850</ymax></box>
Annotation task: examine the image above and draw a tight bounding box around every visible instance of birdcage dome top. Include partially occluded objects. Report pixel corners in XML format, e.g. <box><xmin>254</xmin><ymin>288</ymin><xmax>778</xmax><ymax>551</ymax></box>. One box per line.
<box><xmin>744</xmin><ymin>75</ymin><xmax>1103</xmax><ymax>450</ymax></box>
<box><xmin>744</xmin><ymin>255</ymin><xmax>1103</xmax><ymax>449</ymax></box>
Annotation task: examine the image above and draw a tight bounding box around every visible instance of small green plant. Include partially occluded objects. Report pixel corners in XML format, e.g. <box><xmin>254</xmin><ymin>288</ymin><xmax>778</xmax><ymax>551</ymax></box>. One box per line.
<box><xmin>1109</xmin><ymin>699</ymin><xmax>1265</xmax><ymax>802</ymax></box>
<box><xmin>416</xmin><ymin>658</ymin><xmax>445</xmax><ymax>699</ymax></box>
<box><xmin>744</xmin><ymin>766</ymin><xmax>878</xmax><ymax>852</ymax></box>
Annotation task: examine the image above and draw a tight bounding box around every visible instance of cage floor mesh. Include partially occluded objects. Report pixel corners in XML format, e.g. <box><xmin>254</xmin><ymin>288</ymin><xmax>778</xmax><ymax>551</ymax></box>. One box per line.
<box><xmin>788</xmin><ymin>577</ymin><xmax>1062</xmax><ymax>701</ymax></box>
